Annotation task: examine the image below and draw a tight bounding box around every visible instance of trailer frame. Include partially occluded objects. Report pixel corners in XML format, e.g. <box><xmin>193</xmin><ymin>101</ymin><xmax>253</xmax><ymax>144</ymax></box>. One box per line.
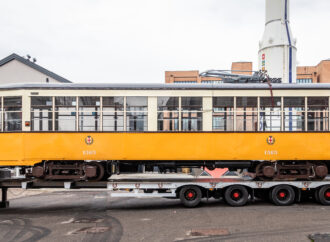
<box><xmin>1</xmin><ymin>176</ymin><xmax>330</xmax><ymax>208</ymax></box>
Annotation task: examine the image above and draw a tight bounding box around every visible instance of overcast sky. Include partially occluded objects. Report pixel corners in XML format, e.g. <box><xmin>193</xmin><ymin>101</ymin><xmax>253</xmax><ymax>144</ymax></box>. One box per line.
<box><xmin>0</xmin><ymin>0</ymin><xmax>329</xmax><ymax>83</ymax></box>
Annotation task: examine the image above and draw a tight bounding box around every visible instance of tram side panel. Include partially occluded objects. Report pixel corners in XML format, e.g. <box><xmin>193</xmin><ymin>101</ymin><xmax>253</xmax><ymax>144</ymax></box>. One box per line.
<box><xmin>0</xmin><ymin>133</ymin><xmax>25</xmax><ymax>167</ymax></box>
<box><xmin>0</xmin><ymin>133</ymin><xmax>330</xmax><ymax>168</ymax></box>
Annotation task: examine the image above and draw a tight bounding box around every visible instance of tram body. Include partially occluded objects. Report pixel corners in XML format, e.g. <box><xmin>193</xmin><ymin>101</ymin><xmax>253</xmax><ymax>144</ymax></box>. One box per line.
<box><xmin>0</xmin><ymin>83</ymin><xmax>329</xmax><ymax>180</ymax></box>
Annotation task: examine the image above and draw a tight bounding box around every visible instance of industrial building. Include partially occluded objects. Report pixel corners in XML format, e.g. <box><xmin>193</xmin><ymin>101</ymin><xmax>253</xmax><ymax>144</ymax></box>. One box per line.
<box><xmin>165</xmin><ymin>60</ymin><xmax>330</xmax><ymax>84</ymax></box>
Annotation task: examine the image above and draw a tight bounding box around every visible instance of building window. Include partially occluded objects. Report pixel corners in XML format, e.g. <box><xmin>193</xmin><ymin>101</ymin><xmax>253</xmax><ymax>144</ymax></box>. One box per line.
<box><xmin>103</xmin><ymin>97</ymin><xmax>124</xmax><ymax>131</ymax></box>
<box><xmin>283</xmin><ymin>97</ymin><xmax>305</xmax><ymax>131</ymax></box>
<box><xmin>201</xmin><ymin>80</ymin><xmax>224</xmax><ymax>84</ymax></box>
<box><xmin>182</xmin><ymin>97</ymin><xmax>202</xmax><ymax>131</ymax></box>
<box><xmin>31</xmin><ymin>97</ymin><xmax>53</xmax><ymax>131</ymax></box>
<box><xmin>259</xmin><ymin>97</ymin><xmax>281</xmax><ymax>131</ymax></box>
<box><xmin>308</xmin><ymin>97</ymin><xmax>329</xmax><ymax>131</ymax></box>
<box><xmin>157</xmin><ymin>97</ymin><xmax>179</xmax><ymax>131</ymax></box>
<box><xmin>174</xmin><ymin>81</ymin><xmax>197</xmax><ymax>84</ymax></box>
<box><xmin>126</xmin><ymin>97</ymin><xmax>148</xmax><ymax>131</ymax></box>
<box><xmin>297</xmin><ymin>79</ymin><xmax>312</xmax><ymax>84</ymax></box>
<box><xmin>55</xmin><ymin>97</ymin><xmax>76</xmax><ymax>131</ymax></box>
<box><xmin>212</xmin><ymin>97</ymin><xmax>234</xmax><ymax>131</ymax></box>
<box><xmin>236</xmin><ymin>97</ymin><xmax>258</xmax><ymax>131</ymax></box>
<box><xmin>79</xmin><ymin>97</ymin><xmax>100</xmax><ymax>131</ymax></box>
<box><xmin>3</xmin><ymin>97</ymin><xmax>22</xmax><ymax>131</ymax></box>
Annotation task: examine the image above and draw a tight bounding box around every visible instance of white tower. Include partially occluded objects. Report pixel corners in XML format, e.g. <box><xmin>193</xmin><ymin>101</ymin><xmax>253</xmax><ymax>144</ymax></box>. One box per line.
<box><xmin>258</xmin><ymin>0</ymin><xmax>297</xmax><ymax>83</ymax></box>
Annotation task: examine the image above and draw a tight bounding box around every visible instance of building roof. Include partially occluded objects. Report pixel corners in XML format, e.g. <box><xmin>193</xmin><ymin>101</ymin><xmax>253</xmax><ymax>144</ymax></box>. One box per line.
<box><xmin>0</xmin><ymin>53</ymin><xmax>71</xmax><ymax>83</ymax></box>
<box><xmin>1</xmin><ymin>83</ymin><xmax>330</xmax><ymax>91</ymax></box>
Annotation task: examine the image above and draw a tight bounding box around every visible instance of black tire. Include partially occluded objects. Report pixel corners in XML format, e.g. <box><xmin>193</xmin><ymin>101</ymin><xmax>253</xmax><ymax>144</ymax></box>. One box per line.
<box><xmin>270</xmin><ymin>185</ymin><xmax>295</xmax><ymax>206</ymax></box>
<box><xmin>224</xmin><ymin>185</ymin><xmax>249</xmax><ymax>207</ymax></box>
<box><xmin>318</xmin><ymin>185</ymin><xmax>330</xmax><ymax>205</ymax></box>
<box><xmin>314</xmin><ymin>189</ymin><xmax>320</xmax><ymax>203</ymax></box>
<box><xmin>179</xmin><ymin>186</ymin><xmax>202</xmax><ymax>208</ymax></box>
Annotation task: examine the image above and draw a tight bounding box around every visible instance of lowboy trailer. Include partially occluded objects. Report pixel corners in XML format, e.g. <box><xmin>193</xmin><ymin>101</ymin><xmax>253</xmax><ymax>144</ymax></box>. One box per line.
<box><xmin>1</xmin><ymin>176</ymin><xmax>330</xmax><ymax>208</ymax></box>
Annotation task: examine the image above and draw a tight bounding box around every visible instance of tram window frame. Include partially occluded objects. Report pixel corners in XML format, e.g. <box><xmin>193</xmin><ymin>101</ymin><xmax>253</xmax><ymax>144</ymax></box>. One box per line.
<box><xmin>259</xmin><ymin>97</ymin><xmax>281</xmax><ymax>132</ymax></box>
<box><xmin>236</xmin><ymin>97</ymin><xmax>258</xmax><ymax>132</ymax></box>
<box><xmin>31</xmin><ymin>96</ymin><xmax>53</xmax><ymax>131</ymax></box>
<box><xmin>78</xmin><ymin>97</ymin><xmax>101</xmax><ymax>131</ymax></box>
<box><xmin>157</xmin><ymin>97</ymin><xmax>179</xmax><ymax>131</ymax></box>
<box><xmin>181</xmin><ymin>97</ymin><xmax>203</xmax><ymax>131</ymax></box>
<box><xmin>212</xmin><ymin>97</ymin><xmax>234</xmax><ymax>131</ymax></box>
<box><xmin>3</xmin><ymin>96</ymin><xmax>22</xmax><ymax>131</ymax></box>
<box><xmin>55</xmin><ymin>97</ymin><xmax>77</xmax><ymax>131</ymax></box>
<box><xmin>284</xmin><ymin>97</ymin><xmax>305</xmax><ymax>131</ymax></box>
<box><xmin>126</xmin><ymin>97</ymin><xmax>148</xmax><ymax>131</ymax></box>
<box><xmin>307</xmin><ymin>97</ymin><xmax>329</xmax><ymax>131</ymax></box>
<box><xmin>102</xmin><ymin>97</ymin><xmax>124</xmax><ymax>131</ymax></box>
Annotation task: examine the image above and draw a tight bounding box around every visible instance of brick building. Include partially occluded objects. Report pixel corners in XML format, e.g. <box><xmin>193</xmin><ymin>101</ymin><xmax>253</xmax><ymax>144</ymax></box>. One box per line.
<box><xmin>297</xmin><ymin>60</ymin><xmax>330</xmax><ymax>84</ymax></box>
<box><xmin>165</xmin><ymin>60</ymin><xmax>330</xmax><ymax>84</ymax></box>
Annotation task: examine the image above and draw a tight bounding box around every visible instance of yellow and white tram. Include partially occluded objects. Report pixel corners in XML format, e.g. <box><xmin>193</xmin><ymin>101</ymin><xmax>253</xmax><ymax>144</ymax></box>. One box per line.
<box><xmin>0</xmin><ymin>83</ymin><xmax>329</xmax><ymax>181</ymax></box>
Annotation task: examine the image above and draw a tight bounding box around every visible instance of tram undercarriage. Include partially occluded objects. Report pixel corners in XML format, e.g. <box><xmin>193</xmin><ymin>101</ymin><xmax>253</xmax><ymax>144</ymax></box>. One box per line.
<box><xmin>27</xmin><ymin>160</ymin><xmax>330</xmax><ymax>182</ymax></box>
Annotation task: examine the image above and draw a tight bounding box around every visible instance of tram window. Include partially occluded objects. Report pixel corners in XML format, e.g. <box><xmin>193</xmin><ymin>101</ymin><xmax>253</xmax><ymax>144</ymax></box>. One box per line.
<box><xmin>158</xmin><ymin>112</ymin><xmax>179</xmax><ymax>131</ymax></box>
<box><xmin>260</xmin><ymin>97</ymin><xmax>281</xmax><ymax>131</ymax></box>
<box><xmin>260</xmin><ymin>97</ymin><xmax>281</xmax><ymax>107</ymax></box>
<box><xmin>103</xmin><ymin>97</ymin><xmax>124</xmax><ymax>110</ymax></box>
<box><xmin>157</xmin><ymin>97</ymin><xmax>179</xmax><ymax>131</ymax></box>
<box><xmin>307</xmin><ymin>97</ymin><xmax>329</xmax><ymax>131</ymax></box>
<box><xmin>79</xmin><ymin>97</ymin><xmax>100</xmax><ymax>131</ymax></box>
<box><xmin>126</xmin><ymin>97</ymin><xmax>147</xmax><ymax>111</ymax></box>
<box><xmin>79</xmin><ymin>97</ymin><xmax>100</xmax><ymax>107</ymax></box>
<box><xmin>4</xmin><ymin>97</ymin><xmax>22</xmax><ymax>131</ymax></box>
<box><xmin>55</xmin><ymin>97</ymin><xmax>76</xmax><ymax>131</ymax></box>
<box><xmin>213</xmin><ymin>97</ymin><xmax>233</xmax><ymax>108</ymax></box>
<box><xmin>182</xmin><ymin>112</ymin><xmax>202</xmax><ymax>131</ymax></box>
<box><xmin>182</xmin><ymin>97</ymin><xmax>202</xmax><ymax>131</ymax></box>
<box><xmin>103</xmin><ymin>97</ymin><xmax>124</xmax><ymax>131</ymax></box>
<box><xmin>181</xmin><ymin>97</ymin><xmax>202</xmax><ymax>111</ymax></box>
<box><xmin>284</xmin><ymin>97</ymin><xmax>305</xmax><ymax>107</ymax></box>
<box><xmin>126</xmin><ymin>97</ymin><xmax>148</xmax><ymax>131</ymax></box>
<box><xmin>236</xmin><ymin>97</ymin><xmax>258</xmax><ymax>131</ymax></box>
<box><xmin>212</xmin><ymin>97</ymin><xmax>233</xmax><ymax>131</ymax></box>
<box><xmin>55</xmin><ymin>97</ymin><xmax>76</xmax><ymax>106</ymax></box>
<box><xmin>158</xmin><ymin>97</ymin><xmax>179</xmax><ymax>111</ymax></box>
<box><xmin>284</xmin><ymin>97</ymin><xmax>305</xmax><ymax>131</ymax></box>
<box><xmin>31</xmin><ymin>97</ymin><xmax>52</xmax><ymax>131</ymax></box>
<box><xmin>31</xmin><ymin>97</ymin><xmax>53</xmax><ymax>106</ymax></box>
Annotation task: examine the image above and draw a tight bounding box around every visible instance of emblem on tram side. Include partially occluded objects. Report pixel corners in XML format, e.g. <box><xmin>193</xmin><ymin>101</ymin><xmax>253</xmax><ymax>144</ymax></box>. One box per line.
<box><xmin>266</xmin><ymin>136</ymin><xmax>275</xmax><ymax>145</ymax></box>
<box><xmin>85</xmin><ymin>136</ymin><xmax>94</xmax><ymax>145</ymax></box>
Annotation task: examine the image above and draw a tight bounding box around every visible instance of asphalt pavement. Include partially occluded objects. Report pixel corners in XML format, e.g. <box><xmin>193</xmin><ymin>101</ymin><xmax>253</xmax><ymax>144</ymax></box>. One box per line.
<box><xmin>1</xmin><ymin>190</ymin><xmax>330</xmax><ymax>242</ymax></box>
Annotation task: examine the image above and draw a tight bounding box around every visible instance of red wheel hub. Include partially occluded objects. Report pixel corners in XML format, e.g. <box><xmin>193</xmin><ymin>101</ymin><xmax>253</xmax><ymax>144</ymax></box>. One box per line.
<box><xmin>279</xmin><ymin>192</ymin><xmax>286</xmax><ymax>198</ymax></box>
<box><xmin>233</xmin><ymin>192</ymin><xmax>240</xmax><ymax>199</ymax></box>
<box><xmin>187</xmin><ymin>192</ymin><xmax>194</xmax><ymax>198</ymax></box>
<box><xmin>325</xmin><ymin>192</ymin><xmax>330</xmax><ymax>198</ymax></box>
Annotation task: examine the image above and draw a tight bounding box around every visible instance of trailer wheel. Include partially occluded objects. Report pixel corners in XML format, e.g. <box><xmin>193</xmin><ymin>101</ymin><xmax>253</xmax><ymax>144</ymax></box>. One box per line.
<box><xmin>317</xmin><ymin>185</ymin><xmax>330</xmax><ymax>205</ymax></box>
<box><xmin>179</xmin><ymin>186</ymin><xmax>202</xmax><ymax>208</ymax></box>
<box><xmin>314</xmin><ymin>189</ymin><xmax>320</xmax><ymax>203</ymax></box>
<box><xmin>224</xmin><ymin>185</ymin><xmax>249</xmax><ymax>207</ymax></box>
<box><xmin>270</xmin><ymin>185</ymin><xmax>295</xmax><ymax>206</ymax></box>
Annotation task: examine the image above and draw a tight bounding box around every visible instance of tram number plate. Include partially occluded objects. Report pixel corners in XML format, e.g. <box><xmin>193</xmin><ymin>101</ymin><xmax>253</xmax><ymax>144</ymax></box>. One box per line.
<box><xmin>264</xmin><ymin>150</ymin><xmax>278</xmax><ymax>156</ymax></box>
<box><xmin>83</xmin><ymin>150</ymin><xmax>96</xmax><ymax>155</ymax></box>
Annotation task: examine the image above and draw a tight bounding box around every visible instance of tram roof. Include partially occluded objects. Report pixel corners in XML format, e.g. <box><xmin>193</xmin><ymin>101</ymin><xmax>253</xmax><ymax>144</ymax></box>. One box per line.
<box><xmin>1</xmin><ymin>83</ymin><xmax>330</xmax><ymax>91</ymax></box>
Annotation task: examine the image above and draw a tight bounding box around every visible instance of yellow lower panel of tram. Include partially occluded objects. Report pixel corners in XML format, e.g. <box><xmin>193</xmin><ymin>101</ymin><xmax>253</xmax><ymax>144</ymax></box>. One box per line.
<box><xmin>0</xmin><ymin>132</ymin><xmax>329</xmax><ymax>166</ymax></box>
